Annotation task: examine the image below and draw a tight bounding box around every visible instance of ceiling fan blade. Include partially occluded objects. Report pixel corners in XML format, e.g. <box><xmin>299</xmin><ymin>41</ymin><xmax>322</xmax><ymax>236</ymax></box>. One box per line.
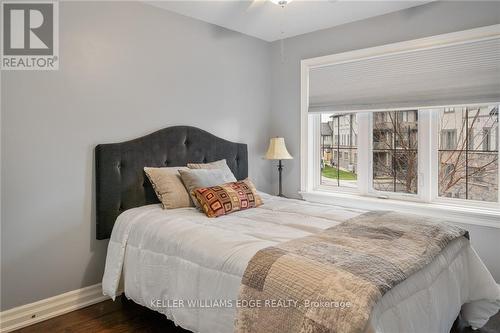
<box><xmin>246</xmin><ymin>0</ymin><xmax>267</xmax><ymax>12</ymax></box>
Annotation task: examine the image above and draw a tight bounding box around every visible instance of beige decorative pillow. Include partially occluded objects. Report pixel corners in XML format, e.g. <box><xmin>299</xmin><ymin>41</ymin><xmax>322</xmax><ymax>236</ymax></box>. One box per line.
<box><xmin>187</xmin><ymin>159</ymin><xmax>237</xmax><ymax>182</ymax></box>
<box><xmin>144</xmin><ymin>167</ymin><xmax>193</xmax><ymax>209</ymax></box>
<box><xmin>178</xmin><ymin>168</ymin><xmax>230</xmax><ymax>209</ymax></box>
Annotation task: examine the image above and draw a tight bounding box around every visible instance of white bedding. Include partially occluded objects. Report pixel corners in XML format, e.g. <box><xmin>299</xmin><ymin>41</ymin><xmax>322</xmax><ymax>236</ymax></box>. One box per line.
<box><xmin>102</xmin><ymin>193</ymin><xmax>500</xmax><ymax>333</ymax></box>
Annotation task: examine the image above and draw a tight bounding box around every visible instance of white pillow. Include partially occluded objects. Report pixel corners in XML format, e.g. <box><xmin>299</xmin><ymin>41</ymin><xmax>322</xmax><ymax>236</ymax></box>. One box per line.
<box><xmin>186</xmin><ymin>159</ymin><xmax>237</xmax><ymax>182</ymax></box>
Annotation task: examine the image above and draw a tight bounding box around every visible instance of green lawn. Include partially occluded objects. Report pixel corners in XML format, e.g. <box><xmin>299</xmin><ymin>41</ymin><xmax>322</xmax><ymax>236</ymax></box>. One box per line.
<box><xmin>322</xmin><ymin>165</ymin><xmax>357</xmax><ymax>180</ymax></box>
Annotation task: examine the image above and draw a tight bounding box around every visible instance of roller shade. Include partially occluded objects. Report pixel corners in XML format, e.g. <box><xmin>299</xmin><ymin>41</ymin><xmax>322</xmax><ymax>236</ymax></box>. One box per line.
<box><xmin>309</xmin><ymin>37</ymin><xmax>500</xmax><ymax>112</ymax></box>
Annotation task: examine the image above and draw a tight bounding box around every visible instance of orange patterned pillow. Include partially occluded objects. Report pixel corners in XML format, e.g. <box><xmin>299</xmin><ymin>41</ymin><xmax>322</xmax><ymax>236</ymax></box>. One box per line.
<box><xmin>192</xmin><ymin>179</ymin><xmax>263</xmax><ymax>217</ymax></box>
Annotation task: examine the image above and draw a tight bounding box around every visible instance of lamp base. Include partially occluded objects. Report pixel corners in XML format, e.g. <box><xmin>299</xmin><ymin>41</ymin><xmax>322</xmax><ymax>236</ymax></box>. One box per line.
<box><xmin>277</xmin><ymin>160</ymin><xmax>285</xmax><ymax>197</ymax></box>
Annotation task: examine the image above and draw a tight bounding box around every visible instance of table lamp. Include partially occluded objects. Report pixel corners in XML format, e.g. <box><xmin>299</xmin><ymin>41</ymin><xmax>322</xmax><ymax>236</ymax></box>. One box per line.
<box><xmin>265</xmin><ymin>137</ymin><xmax>293</xmax><ymax>197</ymax></box>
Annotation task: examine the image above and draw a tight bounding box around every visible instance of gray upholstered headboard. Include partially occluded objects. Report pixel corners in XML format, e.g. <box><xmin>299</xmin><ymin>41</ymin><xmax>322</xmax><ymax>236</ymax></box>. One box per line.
<box><xmin>95</xmin><ymin>126</ymin><xmax>248</xmax><ymax>239</ymax></box>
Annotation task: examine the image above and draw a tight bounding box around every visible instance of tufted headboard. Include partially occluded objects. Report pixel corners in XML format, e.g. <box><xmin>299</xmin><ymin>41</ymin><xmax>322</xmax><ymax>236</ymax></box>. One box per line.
<box><xmin>95</xmin><ymin>126</ymin><xmax>248</xmax><ymax>239</ymax></box>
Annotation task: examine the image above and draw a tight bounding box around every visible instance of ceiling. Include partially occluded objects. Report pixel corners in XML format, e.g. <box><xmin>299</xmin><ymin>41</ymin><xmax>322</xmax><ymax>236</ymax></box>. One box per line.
<box><xmin>147</xmin><ymin>0</ymin><xmax>431</xmax><ymax>42</ymax></box>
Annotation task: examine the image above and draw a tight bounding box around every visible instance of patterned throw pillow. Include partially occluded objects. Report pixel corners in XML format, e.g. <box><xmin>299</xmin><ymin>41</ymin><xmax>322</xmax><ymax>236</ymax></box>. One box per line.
<box><xmin>178</xmin><ymin>168</ymin><xmax>233</xmax><ymax>209</ymax></box>
<box><xmin>192</xmin><ymin>179</ymin><xmax>263</xmax><ymax>217</ymax></box>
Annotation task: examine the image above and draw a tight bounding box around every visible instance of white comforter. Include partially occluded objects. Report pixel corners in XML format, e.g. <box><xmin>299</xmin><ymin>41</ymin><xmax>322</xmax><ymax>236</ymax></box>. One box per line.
<box><xmin>102</xmin><ymin>193</ymin><xmax>500</xmax><ymax>333</ymax></box>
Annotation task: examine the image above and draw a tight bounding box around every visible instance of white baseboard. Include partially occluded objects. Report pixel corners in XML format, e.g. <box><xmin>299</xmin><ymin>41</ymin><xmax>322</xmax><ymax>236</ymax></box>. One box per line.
<box><xmin>0</xmin><ymin>283</ymin><xmax>110</xmax><ymax>333</ymax></box>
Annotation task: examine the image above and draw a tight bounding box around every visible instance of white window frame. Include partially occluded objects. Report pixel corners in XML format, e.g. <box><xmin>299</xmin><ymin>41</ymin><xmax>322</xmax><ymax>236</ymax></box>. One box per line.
<box><xmin>300</xmin><ymin>24</ymin><xmax>500</xmax><ymax>228</ymax></box>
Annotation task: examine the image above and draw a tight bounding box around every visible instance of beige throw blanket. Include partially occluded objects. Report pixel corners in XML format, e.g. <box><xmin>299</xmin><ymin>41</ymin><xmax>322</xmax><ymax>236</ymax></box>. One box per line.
<box><xmin>235</xmin><ymin>211</ymin><xmax>468</xmax><ymax>333</ymax></box>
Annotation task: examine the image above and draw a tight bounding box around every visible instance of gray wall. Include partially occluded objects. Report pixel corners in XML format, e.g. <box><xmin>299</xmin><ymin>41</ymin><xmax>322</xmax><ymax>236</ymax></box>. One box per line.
<box><xmin>0</xmin><ymin>1</ymin><xmax>271</xmax><ymax>310</ymax></box>
<box><xmin>269</xmin><ymin>1</ymin><xmax>500</xmax><ymax>281</ymax></box>
<box><xmin>2</xmin><ymin>0</ymin><xmax>500</xmax><ymax>312</ymax></box>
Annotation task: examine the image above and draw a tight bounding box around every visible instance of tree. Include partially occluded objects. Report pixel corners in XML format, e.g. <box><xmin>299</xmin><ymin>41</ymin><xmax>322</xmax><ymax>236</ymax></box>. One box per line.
<box><xmin>438</xmin><ymin>107</ymin><xmax>498</xmax><ymax>201</ymax></box>
<box><xmin>372</xmin><ymin>111</ymin><xmax>418</xmax><ymax>193</ymax></box>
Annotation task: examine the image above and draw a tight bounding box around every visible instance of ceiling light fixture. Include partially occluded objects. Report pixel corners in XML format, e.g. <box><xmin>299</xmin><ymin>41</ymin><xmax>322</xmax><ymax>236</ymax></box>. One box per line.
<box><xmin>268</xmin><ymin>0</ymin><xmax>292</xmax><ymax>62</ymax></box>
<box><xmin>270</xmin><ymin>0</ymin><xmax>293</xmax><ymax>7</ymax></box>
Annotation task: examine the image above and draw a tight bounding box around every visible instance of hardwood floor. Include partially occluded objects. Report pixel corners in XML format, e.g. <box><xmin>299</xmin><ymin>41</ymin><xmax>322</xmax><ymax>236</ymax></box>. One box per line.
<box><xmin>12</xmin><ymin>297</ymin><xmax>190</xmax><ymax>333</ymax></box>
<box><xmin>12</xmin><ymin>296</ymin><xmax>500</xmax><ymax>333</ymax></box>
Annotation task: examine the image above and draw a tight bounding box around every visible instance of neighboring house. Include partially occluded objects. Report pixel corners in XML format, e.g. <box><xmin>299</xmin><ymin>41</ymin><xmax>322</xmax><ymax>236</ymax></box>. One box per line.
<box><xmin>438</xmin><ymin>105</ymin><xmax>498</xmax><ymax>202</ymax></box>
<box><xmin>330</xmin><ymin>113</ymin><xmax>358</xmax><ymax>173</ymax></box>
<box><xmin>321</xmin><ymin>122</ymin><xmax>333</xmax><ymax>166</ymax></box>
<box><xmin>320</xmin><ymin>106</ymin><xmax>498</xmax><ymax>201</ymax></box>
<box><xmin>372</xmin><ymin>110</ymin><xmax>419</xmax><ymax>193</ymax></box>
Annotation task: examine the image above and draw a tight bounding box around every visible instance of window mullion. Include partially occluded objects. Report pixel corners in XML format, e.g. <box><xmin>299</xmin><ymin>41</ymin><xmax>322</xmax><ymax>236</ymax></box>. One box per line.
<box><xmin>419</xmin><ymin>109</ymin><xmax>433</xmax><ymax>202</ymax></box>
<box><xmin>357</xmin><ymin>113</ymin><xmax>371</xmax><ymax>195</ymax></box>
<box><xmin>429</xmin><ymin>110</ymin><xmax>440</xmax><ymax>202</ymax></box>
<box><xmin>311</xmin><ymin>114</ymin><xmax>321</xmax><ymax>190</ymax></box>
<box><xmin>497</xmin><ymin>117</ymin><xmax>500</xmax><ymax>204</ymax></box>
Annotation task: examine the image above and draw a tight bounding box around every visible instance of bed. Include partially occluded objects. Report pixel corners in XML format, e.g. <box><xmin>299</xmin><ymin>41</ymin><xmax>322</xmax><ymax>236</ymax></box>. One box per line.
<box><xmin>98</xmin><ymin>126</ymin><xmax>500</xmax><ymax>333</ymax></box>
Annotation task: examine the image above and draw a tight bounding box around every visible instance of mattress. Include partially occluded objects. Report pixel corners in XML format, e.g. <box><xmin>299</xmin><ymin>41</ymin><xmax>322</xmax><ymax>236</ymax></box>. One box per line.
<box><xmin>102</xmin><ymin>193</ymin><xmax>500</xmax><ymax>333</ymax></box>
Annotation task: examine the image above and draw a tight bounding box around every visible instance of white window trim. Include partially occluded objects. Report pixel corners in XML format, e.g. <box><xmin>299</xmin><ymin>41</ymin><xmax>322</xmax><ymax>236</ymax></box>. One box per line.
<box><xmin>300</xmin><ymin>190</ymin><xmax>500</xmax><ymax>229</ymax></box>
<box><xmin>300</xmin><ymin>24</ymin><xmax>500</xmax><ymax>228</ymax></box>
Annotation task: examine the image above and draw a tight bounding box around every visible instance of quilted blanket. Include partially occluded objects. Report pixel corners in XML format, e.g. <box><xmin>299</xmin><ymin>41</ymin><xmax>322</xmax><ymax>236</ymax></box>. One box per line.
<box><xmin>236</xmin><ymin>210</ymin><xmax>469</xmax><ymax>333</ymax></box>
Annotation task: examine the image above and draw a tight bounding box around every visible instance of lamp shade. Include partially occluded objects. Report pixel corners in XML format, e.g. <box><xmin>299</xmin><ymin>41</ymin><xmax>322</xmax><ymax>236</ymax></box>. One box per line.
<box><xmin>265</xmin><ymin>137</ymin><xmax>293</xmax><ymax>160</ymax></box>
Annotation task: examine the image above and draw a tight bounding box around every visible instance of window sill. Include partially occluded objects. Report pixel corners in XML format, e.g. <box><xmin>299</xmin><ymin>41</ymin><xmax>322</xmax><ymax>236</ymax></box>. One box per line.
<box><xmin>300</xmin><ymin>189</ymin><xmax>500</xmax><ymax>229</ymax></box>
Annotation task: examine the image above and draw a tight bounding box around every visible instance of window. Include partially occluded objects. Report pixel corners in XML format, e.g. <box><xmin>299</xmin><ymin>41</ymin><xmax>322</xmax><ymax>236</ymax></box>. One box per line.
<box><xmin>441</xmin><ymin>129</ymin><xmax>457</xmax><ymax>150</ymax></box>
<box><xmin>468</xmin><ymin>129</ymin><xmax>475</xmax><ymax>150</ymax></box>
<box><xmin>303</xmin><ymin>25</ymin><xmax>500</xmax><ymax>221</ymax></box>
<box><xmin>372</xmin><ymin>111</ymin><xmax>418</xmax><ymax>194</ymax></box>
<box><xmin>483</xmin><ymin>127</ymin><xmax>492</xmax><ymax>151</ymax></box>
<box><xmin>438</xmin><ymin>106</ymin><xmax>498</xmax><ymax>202</ymax></box>
<box><xmin>315</xmin><ymin>104</ymin><xmax>499</xmax><ymax>205</ymax></box>
<box><xmin>320</xmin><ymin>113</ymin><xmax>358</xmax><ymax>188</ymax></box>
